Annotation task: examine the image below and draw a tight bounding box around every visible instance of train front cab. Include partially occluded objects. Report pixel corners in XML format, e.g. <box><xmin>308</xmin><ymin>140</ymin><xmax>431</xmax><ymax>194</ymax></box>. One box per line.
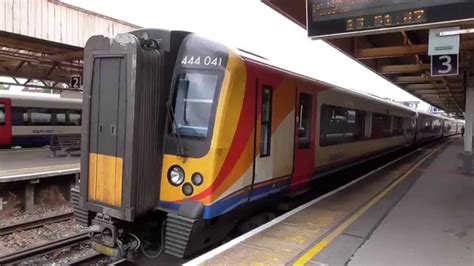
<box><xmin>0</xmin><ymin>98</ymin><xmax>12</xmax><ymax>147</ymax></box>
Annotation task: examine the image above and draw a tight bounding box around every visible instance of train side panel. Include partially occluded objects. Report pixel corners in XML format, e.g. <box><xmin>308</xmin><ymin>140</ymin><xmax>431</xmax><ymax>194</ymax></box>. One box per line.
<box><xmin>415</xmin><ymin>112</ymin><xmax>444</xmax><ymax>144</ymax></box>
<box><xmin>314</xmin><ymin>88</ymin><xmax>416</xmax><ymax>173</ymax></box>
<box><xmin>0</xmin><ymin>98</ymin><xmax>12</xmax><ymax>146</ymax></box>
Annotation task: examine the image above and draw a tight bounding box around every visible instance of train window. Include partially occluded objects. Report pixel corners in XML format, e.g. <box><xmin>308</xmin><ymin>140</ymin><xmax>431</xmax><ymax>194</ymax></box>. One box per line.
<box><xmin>0</xmin><ymin>104</ymin><xmax>4</xmax><ymax>126</ymax></box>
<box><xmin>392</xmin><ymin>117</ymin><xmax>404</xmax><ymax>136</ymax></box>
<box><xmin>29</xmin><ymin>108</ymin><xmax>52</xmax><ymax>126</ymax></box>
<box><xmin>320</xmin><ymin>104</ymin><xmax>366</xmax><ymax>146</ymax></box>
<box><xmin>298</xmin><ymin>93</ymin><xmax>312</xmax><ymax>149</ymax></box>
<box><xmin>174</xmin><ymin>72</ymin><xmax>219</xmax><ymax>138</ymax></box>
<box><xmin>69</xmin><ymin>110</ymin><xmax>82</xmax><ymax>126</ymax></box>
<box><xmin>55</xmin><ymin>110</ymin><xmax>67</xmax><ymax>125</ymax></box>
<box><xmin>11</xmin><ymin>107</ymin><xmax>27</xmax><ymax>126</ymax></box>
<box><xmin>260</xmin><ymin>86</ymin><xmax>272</xmax><ymax>157</ymax></box>
<box><xmin>382</xmin><ymin>115</ymin><xmax>392</xmax><ymax>137</ymax></box>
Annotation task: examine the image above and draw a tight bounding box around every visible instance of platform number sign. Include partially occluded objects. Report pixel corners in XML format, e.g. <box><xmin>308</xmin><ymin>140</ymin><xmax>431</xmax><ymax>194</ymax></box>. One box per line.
<box><xmin>428</xmin><ymin>27</ymin><xmax>460</xmax><ymax>77</ymax></box>
<box><xmin>70</xmin><ymin>75</ymin><xmax>82</xmax><ymax>89</ymax></box>
<box><xmin>431</xmin><ymin>54</ymin><xmax>459</xmax><ymax>77</ymax></box>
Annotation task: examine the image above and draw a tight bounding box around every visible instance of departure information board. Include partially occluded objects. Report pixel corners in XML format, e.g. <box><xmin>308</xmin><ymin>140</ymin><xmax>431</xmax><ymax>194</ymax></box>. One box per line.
<box><xmin>307</xmin><ymin>0</ymin><xmax>474</xmax><ymax>38</ymax></box>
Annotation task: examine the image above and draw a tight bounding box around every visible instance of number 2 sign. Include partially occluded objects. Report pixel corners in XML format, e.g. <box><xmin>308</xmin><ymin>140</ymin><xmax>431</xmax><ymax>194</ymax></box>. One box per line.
<box><xmin>70</xmin><ymin>75</ymin><xmax>82</xmax><ymax>89</ymax></box>
<box><xmin>431</xmin><ymin>54</ymin><xmax>459</xmax><ymax>77</ymax></box>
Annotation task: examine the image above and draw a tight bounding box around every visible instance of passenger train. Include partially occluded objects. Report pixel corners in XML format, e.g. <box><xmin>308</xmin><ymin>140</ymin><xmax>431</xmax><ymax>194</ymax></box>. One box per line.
<box><xmin>0</xmin><ymin>93</ymin><xmax>82</xmax><ymax>148</ymax></box>
<box><xmin>78</xmin><ymin>29</ymin><xmax>464</xmax><ymax>260</ymax></box>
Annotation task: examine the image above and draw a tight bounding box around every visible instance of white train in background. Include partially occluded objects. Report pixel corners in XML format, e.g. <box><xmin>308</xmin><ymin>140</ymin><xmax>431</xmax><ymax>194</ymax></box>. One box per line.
<box><xmin>0</xmin><ymin>93</ymin><xmax>82</xmax><ymax>147</ymax></box>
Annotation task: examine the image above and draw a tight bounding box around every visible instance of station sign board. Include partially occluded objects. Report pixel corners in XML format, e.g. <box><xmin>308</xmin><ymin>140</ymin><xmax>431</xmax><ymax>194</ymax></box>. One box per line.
<box><xmin>429</xmin><ymin>27</ymin><xmax>460</xmax><ymax>77</ymax></box>
<box><xmin>70</xmin><ymin>75</ymin><xmax>82</xmax><ymax>89</ymax></box>
<box><xmin>307</xmin><ymin>0</ymin><xmax>474</xmax><ymax>39</ymax></box>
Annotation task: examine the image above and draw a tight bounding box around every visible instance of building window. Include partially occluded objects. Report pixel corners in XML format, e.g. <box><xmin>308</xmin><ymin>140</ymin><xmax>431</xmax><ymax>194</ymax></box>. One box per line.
<box><xmin>298</xmin><ymin>93</ymin><xmax>313</xmax><ymax>149</ymax></box>
<box><xmin>320</xmin><ymin>104</ymin><xmax>366</xmax><ymax>146</ymax></box>
<box><xmin>260</xmin><ymin>86</ymin><xmax>272</xmax><ymax>157</ymax></box>
<box><xmin>0</xmin><ymin>104</ymin><xmax>5</xmax><ymax>126</ymax></box>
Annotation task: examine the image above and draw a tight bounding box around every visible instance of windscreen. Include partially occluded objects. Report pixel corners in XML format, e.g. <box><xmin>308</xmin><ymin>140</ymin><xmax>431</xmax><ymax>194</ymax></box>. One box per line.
<box><xmin>173</xmin><ymin>72</ymin><xmax>219</xmax><ymax>138</ymax></box>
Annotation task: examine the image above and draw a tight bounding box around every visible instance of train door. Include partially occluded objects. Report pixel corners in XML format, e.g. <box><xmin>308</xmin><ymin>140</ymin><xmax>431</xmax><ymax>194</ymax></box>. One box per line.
<box><xmin>88</xmin><ymin>57</ymin><xmax>126</xmax><ymax>207</ymax></box>
<box><xmin>290</xmin><ymin>90</ymin><xmax>316</xmax><ymax>193</ymax></box>
<box><xmin>0</xmin><ymin>98</ymin><xmax>12</xmax><ymax>146</ymax></box>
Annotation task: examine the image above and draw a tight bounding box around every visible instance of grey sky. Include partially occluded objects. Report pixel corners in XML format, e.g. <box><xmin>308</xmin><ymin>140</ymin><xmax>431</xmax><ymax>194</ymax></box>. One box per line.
<box><xmin>63</xmin><ymin>0</ymin><xmax>429</xmax><ymax>110</ymax></box>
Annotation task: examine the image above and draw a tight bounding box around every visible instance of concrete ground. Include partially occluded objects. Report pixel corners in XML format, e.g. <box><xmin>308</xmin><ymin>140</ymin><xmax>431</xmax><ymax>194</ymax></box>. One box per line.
<box><xmin>346</xmin><ymin>139</ymin><xmax>474</xmax><ymax>266</ymax></box>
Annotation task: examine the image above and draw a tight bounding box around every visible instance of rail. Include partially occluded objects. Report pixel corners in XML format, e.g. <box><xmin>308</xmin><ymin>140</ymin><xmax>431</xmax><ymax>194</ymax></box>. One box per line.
<box><xmin>0</xmin><ymin>212</ymin><xmax>74</xmax><ymax>236</ymax></box>
<box><xmin>0</xmin><ymin>233</ymin><xmax>89</xmax><ymax>265</ymax></box>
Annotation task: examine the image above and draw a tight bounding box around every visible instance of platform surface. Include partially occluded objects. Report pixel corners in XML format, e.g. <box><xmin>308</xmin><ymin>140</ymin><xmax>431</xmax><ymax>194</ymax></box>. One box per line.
<box><xmin>347</xmin><ymin>138</ymin><xmax>473</xmax><ymax>266</ymax></box>
<box><xmin>0</xmin><ymin>148</ymin><xmax>80</xmax><ymax>182</ymax></box>
<box><xmin>188</xmin><ymin>137</ymin><xmax>474</xmax><ymax>266</ymax></box>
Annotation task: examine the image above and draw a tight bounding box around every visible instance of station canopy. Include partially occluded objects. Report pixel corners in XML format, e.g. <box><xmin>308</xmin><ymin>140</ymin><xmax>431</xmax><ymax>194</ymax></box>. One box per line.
<box><xmin>0</xmin><ymin>31</ymin><xmax>83</xmax><ymax>91</ymax></box>
<box><xmin>263</xmin><ymin>0</ymin><xmax>474</xmax><ymax>117</ymax></box>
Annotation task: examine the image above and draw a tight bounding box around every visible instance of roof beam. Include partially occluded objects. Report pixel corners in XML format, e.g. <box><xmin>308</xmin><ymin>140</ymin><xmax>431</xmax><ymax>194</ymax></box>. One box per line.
<box><xmin>47</xmin><ymin>51</ymin><xmax>84</xmax><ymax>61</ymax></box>
<box><xmin>405</xmin><ymin>83</ymin><xmax>464</xmax><ymax>90</ymax></box>
<box><xmin>407</xmin><ymin>89</ymin><xmax>464</xmax><ymax>94</ymax></box>
<box><xmin>357</xmin><ymin>40</ymin><xmax>474</xmax><ymax>59</ymax></box>
<box><xmin>381</xmin><ymin>64</ymin><xmax>430</xmax><ymax>74</ymax></box>
<box><xmin>420</xmin><ymin>94</ymin><xmax>464</xmax><ymax>98</ymax></box>
<box><xmin>381</xmin><ymin>62</ymin><xmax>469</xmax><ymax>74</ymax></box>
<box><xmin>394</xmin><ymin>75</ymin><xmax>464</xmax><ymax>84</ymax></box>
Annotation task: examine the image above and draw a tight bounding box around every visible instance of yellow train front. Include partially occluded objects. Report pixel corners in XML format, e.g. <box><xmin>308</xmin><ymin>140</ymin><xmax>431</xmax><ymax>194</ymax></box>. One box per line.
<box><xmin>79</xmin><ymin>28</ymin><xmax>439</xmax><ymax>261</ymax></box>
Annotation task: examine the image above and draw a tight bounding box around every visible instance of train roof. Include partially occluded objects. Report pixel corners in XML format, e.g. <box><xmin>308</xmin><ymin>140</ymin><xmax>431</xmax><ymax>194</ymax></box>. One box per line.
<box><xmin>234</xmin><ymin>48</ymin><xmax>417</xmax><ymax>115</ymax></box>
<box><xmin>0</xmin><ymin>93</ymin><xmax>82</xmax><ymax>109</ymax></box>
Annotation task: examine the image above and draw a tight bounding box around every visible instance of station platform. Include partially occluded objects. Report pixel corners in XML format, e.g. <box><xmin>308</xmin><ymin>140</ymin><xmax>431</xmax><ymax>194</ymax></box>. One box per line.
<box><xmin>187</xmin><ymin>137</ymin><xmax>474</xmax><ymax>266</ymax></box>
<box><xmin>0</xmin><ymin>148</ymin><xmax>80</xmax><ymax>183</ymax></box>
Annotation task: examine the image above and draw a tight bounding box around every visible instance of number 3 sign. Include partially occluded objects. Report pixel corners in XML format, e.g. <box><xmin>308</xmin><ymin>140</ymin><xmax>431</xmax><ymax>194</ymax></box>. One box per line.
<box><xmin>431</xmin><ymin>54</ymin><xmax>458</xmax><ymax>77</ymax></box>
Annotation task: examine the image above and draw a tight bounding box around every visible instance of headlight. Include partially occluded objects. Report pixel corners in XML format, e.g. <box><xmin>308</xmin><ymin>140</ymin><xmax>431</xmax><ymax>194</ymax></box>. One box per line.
<box><xmin>191</xmin><ymin>173</ymin><xmax>203</xmax><ymax>186</ymax></box>
<box><xmin>182</xmin><ymin>183</ymin><xmax>194</xmax><ymax>196</ymax></box>
<box><xmin>168</xmin><ymin>166</ymin><xmax>185</xmax><ymax>186</ymax></box>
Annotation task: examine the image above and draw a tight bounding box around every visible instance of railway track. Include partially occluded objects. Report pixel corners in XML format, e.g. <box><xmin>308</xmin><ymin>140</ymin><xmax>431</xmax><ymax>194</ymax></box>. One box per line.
<box><xmin>0</xmin><ymin>232</ymin><xmax>89</xmax><ymax>265</ymax></box>
<box><xmin>0</xmin><ymin>212</ymin><xmax>74</xmax><ymax>236</ymax></box>
<box><xmin>69</xmin><ymin>252</ymin><xmax>108</xmax><ymax>265</ymax></box>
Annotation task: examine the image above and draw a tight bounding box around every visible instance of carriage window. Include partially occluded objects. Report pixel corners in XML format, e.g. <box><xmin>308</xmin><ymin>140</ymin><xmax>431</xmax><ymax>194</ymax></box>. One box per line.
<box><xmin>69</xmin><ymin>110</ymin><xmax>82</xmax><ymax>126</ymax></box>
<box><xmin>392</xmin><ymin>117</ymin><xmax>404</xmax><ymax>136</ymax></box>
<box><xmin>174</xmin><ymin>72</ymin><xmax>219</xmax><ymax>138</ymax></box>
<box><xmin>0</xmin><ymin>104</ymin><xmax>5</xmax><ymax>126</ymax></box>
<box><xmin>382</xmin><ymin>114</ymin><xmax>392</xmax><ymax>137</ymax></box>
<box><xmin>55</xmin><ymin>110</ymin><xmax>67</xmax><ymax>125</ymax></box>
<box><xmin>11</xmin><ymin>107</ymin><xmax>26</xmax><ymax>125</ymax></box>
<box><xmin>320</xmin><ymin>104</ymin><xmax>366</xmax><ymax>146</ymax></box>
<box><xmin>260</xmin><ymin>86</ymin><xmax>272</xmax><ymax>157</ymax></box>
<box><xmin>29</xmin><ymin>108</ymin><xmax>52</xmax><ymax>126</ymax></box>
<box><xmin>298</xmin><ymin>93</ymin><xmax>312</xmax><ymax>149</ymax></box>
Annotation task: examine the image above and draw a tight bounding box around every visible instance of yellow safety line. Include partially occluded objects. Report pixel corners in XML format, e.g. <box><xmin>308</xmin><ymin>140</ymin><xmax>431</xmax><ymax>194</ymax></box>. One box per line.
<box><xmin>294</xmin><ymin>141</ymin><xmax>449</xmax><ymax>266</ymax></box>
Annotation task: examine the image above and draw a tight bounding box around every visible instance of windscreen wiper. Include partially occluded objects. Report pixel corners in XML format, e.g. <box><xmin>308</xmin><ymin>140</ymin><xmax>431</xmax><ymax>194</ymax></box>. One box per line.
<box><xmin>166</xmin><ymin>101</ymin><xmax>186</xmax><ymax>157</ymax></box>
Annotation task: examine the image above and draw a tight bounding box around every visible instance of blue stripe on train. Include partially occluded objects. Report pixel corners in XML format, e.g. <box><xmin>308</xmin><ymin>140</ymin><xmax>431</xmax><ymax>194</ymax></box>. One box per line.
<box><xmin>160</xmin><ymin>180</ymin><xmax>289</xmax><ymax>219</ymax></box>
<box><xmin>11</xmin><ymin>136</ymin><xmax>50</xmax><ymax>147</ymax></box>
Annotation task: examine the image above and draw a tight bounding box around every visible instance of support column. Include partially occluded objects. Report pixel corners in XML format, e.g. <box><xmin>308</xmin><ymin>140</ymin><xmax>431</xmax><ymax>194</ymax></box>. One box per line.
<box><xmin>25</xmin><ymin>183</ymin><xmax>35</xmax><ymax>213</ymax></box>
<box><xmin>24</xmin><ymin>179</ymin><xmax>39</xmax><ymax>213</ymax></box>
<box><xmin>464</xmin><ymin>86</ymin><xmax>474</xmax><ymax>173</ymax></box>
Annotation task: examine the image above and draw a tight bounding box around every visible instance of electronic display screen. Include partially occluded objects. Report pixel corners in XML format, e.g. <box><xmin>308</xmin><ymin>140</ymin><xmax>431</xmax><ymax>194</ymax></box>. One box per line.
<box><xmin>307</xmin><ymin>0</ymin><xmax>474</xmax><ymax>38</ymax></box>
